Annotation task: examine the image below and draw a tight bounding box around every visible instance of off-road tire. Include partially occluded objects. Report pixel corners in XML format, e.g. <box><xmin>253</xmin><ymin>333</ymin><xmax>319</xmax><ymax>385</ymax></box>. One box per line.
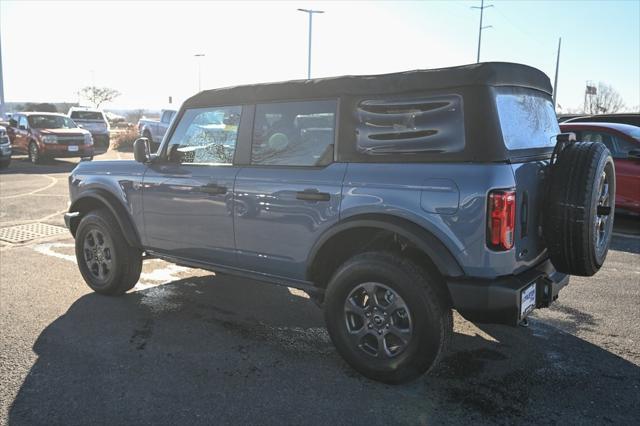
<box><xmin>75</xmin><ymin>209</ymin><xmax>142</xmax><ymax>295</ymax></box>
<box><xmin>544</xmin><ymin>142</ymin><xmax>615</xmax><ymax>276</ymax></box>
<box><xmin>324</xmin><ymin>251</ymin><xmax>452</xmax><ymax>384</ymax></box>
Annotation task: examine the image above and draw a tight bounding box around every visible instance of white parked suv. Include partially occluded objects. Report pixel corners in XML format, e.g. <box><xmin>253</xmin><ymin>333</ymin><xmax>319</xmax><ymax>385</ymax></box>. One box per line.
<box><xmin>68</xmin><ymin>107</ymin><xmax>110</xmax><ymax>153</ymax></box>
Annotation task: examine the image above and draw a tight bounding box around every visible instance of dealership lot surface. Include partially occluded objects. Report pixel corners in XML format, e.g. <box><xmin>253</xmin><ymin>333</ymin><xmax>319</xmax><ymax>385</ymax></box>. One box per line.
<box><xmin>1</xmin><ymin>153</ymin><xmax>639</xmax><ymax>425</ymax></box>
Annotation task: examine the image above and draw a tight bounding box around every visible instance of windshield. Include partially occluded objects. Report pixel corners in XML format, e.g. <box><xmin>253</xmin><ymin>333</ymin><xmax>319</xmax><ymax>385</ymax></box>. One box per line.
<box><xmin>29</xmin><ymin>115</ymin><xmax>78</xmax><ymax>129</ymax></box>
<box><xmin>496</xmin><ymin>88</ymin><xmax>560</xmax><ymax>150</ymax></box>
<box><xmin>70</xmin><ymin>111</ymin><xmax>103</xmax><ymax>120</ymax></box>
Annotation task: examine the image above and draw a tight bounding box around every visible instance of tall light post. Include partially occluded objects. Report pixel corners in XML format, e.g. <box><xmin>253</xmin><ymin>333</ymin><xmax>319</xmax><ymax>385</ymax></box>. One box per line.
<box><xmin>297</xmin><ymin>8</ymin><xmax>324</xmax><ymax>79</ymax></box>
<box><xmin>194</xmin><ymin>53</ymin><xmax>205</xmax><ymax>92</ymax></box>
<box><xmin>472</xmin><ymin>0</ymin><xmax>493</xmax><ymax>63</ymax></box>
<box><xmin>0</xmin><ymin>30</ymin><xmax>5</xmax><ymax>118</ymax></box>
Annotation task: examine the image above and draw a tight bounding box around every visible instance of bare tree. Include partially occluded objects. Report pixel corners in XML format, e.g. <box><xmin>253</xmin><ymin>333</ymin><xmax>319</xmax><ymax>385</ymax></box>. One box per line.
<box><xmin>125</xmin><ymin>109</ymin><xmax>146</xmax><ymax>124</ymax></box>
<box><xmin>584</xmin><ymin>82</ymin><xmax>625</xmax><ymax>114</ymax></box>
<box><xmin>79</xmin><ymin>86</ymin><xmax>121</xmax><ymax>108</ymax></box>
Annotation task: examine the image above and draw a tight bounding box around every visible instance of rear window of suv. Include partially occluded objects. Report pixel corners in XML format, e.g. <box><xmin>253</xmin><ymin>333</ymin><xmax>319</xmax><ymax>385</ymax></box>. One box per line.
<box><xmin>70</xmin><ymin>111</ymin><xmax>104</xmax><ymax>121</ymax></box>
<box><xmin>496</xmin><ymin>88</ymin><xmax>559</xmax><ymax>150</ymax></box>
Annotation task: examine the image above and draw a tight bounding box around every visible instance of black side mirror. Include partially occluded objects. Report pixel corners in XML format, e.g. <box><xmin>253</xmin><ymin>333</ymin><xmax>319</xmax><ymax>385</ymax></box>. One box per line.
<box><xmin>9</xmin><ymin>119</ymin><xmax>17</xmax><ymax>128</ymax></box>
<box><xmin>19</xmin><ymin>125</ymin><xmax>26</xmax><ymax>130</ymax></box>
<box><xmin>133</xmin><ymin>137</ymin><xmax>151</xmax><ymax>163</ymax></box>
<box><xmin>628</xmin><ymin>149</ymin><xmax>640</xmax><ymax>160</ymax></box>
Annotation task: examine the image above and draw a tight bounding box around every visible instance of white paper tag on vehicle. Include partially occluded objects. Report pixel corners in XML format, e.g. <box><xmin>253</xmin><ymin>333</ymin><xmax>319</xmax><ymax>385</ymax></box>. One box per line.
<box><xmin>521</xmin><ymin>283</ymin><xmax>536</xmax><ymax>318</ymax></box>
<box><xmin>68</xmin><ymin>145</ymin><xmax>79</xmax><ymax>152</ymax></box>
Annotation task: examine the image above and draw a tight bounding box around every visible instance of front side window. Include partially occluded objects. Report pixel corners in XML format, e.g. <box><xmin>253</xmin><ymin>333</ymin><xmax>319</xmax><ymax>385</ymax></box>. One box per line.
<box><xmin>496</xmin><ymin>88</ymin><xmax>560</xmax><ymax>150</ymax></box>
<box><xmin>251</xmin><ymin>100</ymin><xmax>337</xmax><ymax>166</ymax></box>
<box><xmin>18</xmin><ymin>116</ymin><xmax>28</xmax><ymax>129</ymax></box>
<box><xmin>166</xmin><ymin>106</ymin><xmax>242</xmax><ymax>165</ymax></box>
<box><xmin>28</xmin><ymin>115</ymin><xmax>77</xmax><ymax>129</ymax></box>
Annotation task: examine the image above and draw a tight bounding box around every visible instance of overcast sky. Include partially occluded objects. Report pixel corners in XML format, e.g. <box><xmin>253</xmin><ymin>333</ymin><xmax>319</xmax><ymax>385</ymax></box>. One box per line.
<box><xmin>1</xmin><ymin>0</ymin><xmax>639</xmax><ymax>112</ymax></box>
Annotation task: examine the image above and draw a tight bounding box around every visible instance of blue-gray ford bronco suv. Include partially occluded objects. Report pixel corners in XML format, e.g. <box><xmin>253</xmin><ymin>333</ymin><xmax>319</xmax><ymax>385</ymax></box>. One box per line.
<box><xmin>65</xmin><ymin>62</ymin><xmax>615</xmax><ymax>383</ymax></box>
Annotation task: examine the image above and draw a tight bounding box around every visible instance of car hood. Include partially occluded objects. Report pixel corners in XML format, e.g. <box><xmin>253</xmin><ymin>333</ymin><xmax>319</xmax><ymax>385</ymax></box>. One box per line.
<box><xmin>35</xmin><ymin>128</ymin><xmax>90</xmax><ymax>136</ymax></box>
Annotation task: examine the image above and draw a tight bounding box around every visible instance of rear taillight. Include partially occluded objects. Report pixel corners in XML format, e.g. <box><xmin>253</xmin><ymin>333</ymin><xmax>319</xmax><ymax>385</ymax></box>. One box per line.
<box><xmin>488</xmin><ymin>189</ymin><xmax>516</xmax><ymax>251</ymax></box>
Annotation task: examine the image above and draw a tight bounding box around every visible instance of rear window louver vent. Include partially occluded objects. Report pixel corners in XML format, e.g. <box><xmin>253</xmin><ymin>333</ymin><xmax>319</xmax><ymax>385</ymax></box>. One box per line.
<box><xmin>355</xmin><ymin>95</ymin><xmax>465</xmax><ymax>155</ymax></box>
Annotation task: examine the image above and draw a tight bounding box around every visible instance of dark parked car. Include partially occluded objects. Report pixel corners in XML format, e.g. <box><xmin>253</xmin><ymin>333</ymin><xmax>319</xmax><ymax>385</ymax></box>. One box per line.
<box><xmin>64</xmin><ymin>63</ymin><xmax>615</xmax><ymax>383</ymax></box>
<box><xmin>7</xmin><ymin>112</ymin><xmax>94</xmax><ymax>164</ymax></box>
<box><xmin>560</xmin><ymin>122</ymin><xmax>640</xmax><ymax>214</ymax></box>
<box><xmin>0</xmin><ymin>125</ymin><xmax>11</xmax><ymax>169</ymax></box>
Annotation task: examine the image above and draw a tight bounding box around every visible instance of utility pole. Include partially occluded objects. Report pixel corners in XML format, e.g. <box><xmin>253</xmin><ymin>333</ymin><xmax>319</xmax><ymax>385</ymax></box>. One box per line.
<box><xmin>552</xmin><ymin>37</ymin><xmax>562</xmax><ymax>109</ymax></box>
<box><xmin>194</xmin><ymin>53</ymin><xmax>205</xmax><ymax>92</ymax></box>
<box><xmin>0</xmin><ymin>30</ymin><xmax>4</xmax><ymax>118</ymax></box>
<box><xmin>297</xmin><ymin>8</ymin><xmax>324</xmax><ymax>79</ymax></box>
<box><xmin>472</xmin><ymin>0</ymin><xmax>493</xmax><ymax>63</ymax></box>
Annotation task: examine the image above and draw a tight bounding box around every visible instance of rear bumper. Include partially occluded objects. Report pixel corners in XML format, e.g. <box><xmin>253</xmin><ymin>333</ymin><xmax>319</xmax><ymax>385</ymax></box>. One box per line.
<box><xmin>447</xmin><ymin>259</ymin><xmax>569</xmax><ymax>326</ymax></box>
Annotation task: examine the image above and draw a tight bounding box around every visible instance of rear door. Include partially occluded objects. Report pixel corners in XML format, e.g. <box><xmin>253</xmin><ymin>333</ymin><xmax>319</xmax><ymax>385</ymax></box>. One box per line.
<box><xmin>142</xmin><ymin>105</ymin><xmax>244</xmax><ymax>265</ymax></box>
<box><xmin>233</xmin><ymin>100</ymin><xmax>345</xmax><ymax>280</ymax></box>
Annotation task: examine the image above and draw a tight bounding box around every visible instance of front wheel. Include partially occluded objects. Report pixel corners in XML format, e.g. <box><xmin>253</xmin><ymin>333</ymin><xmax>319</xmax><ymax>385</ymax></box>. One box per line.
<box><xmin>324</xmin><ymin>252</ymin><xmax>452</xmax><ymax>384</ymax></box>
<box><xmin>75</xmin><ymin>209</ymin><xmax>142</xmax><ymax>295</ymax></box>
<box><xmin>28</xmin><ymin>142</ymin><xmax>41</xmax><ymax>164</ymax></box>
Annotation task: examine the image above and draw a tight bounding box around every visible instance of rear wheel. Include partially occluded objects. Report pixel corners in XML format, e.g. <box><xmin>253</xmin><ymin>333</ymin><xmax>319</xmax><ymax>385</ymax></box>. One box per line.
<box><xmin>75</xmin><ymin>209</ymin><xmax>142</xmax><ymax>295</ymax></box>
<box><xmin>544</xmin><ymin>142</ymin><xmax>615</xmax><ymax>276</ymax></box>
<box><xmin>324</xmin><ymin>252</ymin><xmax>452</xmax><ymax>384</ymax></box>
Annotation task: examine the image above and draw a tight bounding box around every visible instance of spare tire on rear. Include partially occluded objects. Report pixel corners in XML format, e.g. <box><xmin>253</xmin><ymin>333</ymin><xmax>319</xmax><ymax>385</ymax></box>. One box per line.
<box><xmin>543</xmin><ymin>142</ymin><xmax>615</xmax><ymax>276</ymax></box>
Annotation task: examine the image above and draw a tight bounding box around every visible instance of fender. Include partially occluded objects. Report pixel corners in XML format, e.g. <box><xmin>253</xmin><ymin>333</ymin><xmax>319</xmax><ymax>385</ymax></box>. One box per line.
<box><xmin>307</xmin><ymin>213</ymin><xmax>464</xmax><ymax>279</ymax></box>
<box><xmin>68</xmin><ymin>189</ymin><xmax>142</xmax><ymax>248</ymax></box>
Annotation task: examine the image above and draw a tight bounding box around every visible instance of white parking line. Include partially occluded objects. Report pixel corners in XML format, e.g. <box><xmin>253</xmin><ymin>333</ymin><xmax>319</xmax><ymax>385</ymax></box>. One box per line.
<box><xmin>0</xmin><ymin>175</ymin><xmax>58</xmax><ymax>199</ymax></box>
<box><xmin>31</xmin><ymin>242</ymin><xmax>191</xmax><ymax>291</ymax></box>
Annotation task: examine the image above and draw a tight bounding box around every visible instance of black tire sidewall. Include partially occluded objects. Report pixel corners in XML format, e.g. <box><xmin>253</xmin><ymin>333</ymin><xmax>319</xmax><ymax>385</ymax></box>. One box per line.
<box><xmin>75</xmin><ymin>210</ymin><xmax>138</xmax><ymax>295</ymax></box>
<box><xmin>324</xmin><ymin>253</ymin><xmax>447</xmax><ymax>383</ymax></box>
<box><xmin>28</xmin><ymin>142</ymin><xmax>39</xmax><ymax>164</ymax></box>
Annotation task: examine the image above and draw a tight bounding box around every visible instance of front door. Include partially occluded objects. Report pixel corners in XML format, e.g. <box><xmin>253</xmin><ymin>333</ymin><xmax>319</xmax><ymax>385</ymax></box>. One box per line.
<box><xmin>233</xmin><ymin>99</ymin><xmax>345</xmax><ymax>280</ymax></box>
<box><xmin>142</xmin><ymin>105</ymin><xmax>243</xmax><ymax>265</ymax></box>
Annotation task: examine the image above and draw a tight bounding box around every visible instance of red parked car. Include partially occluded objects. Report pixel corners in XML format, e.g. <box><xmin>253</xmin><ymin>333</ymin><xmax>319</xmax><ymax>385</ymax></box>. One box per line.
<box><xmin>6</xmin><ymin>112</ymin><xmax>94</xmax><ymax>164</ymax></box>
<box><xmin>560</xmin><ymin>122</ymin><xmax>640</xmax><ymax>214</ymax></box>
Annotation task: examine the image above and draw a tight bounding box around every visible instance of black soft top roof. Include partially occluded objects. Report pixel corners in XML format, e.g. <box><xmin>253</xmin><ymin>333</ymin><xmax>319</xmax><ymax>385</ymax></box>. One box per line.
<box><xmin>184</xmin><ymin>62</ymin><xmax>552</xmax><ymax>108</ymax></box>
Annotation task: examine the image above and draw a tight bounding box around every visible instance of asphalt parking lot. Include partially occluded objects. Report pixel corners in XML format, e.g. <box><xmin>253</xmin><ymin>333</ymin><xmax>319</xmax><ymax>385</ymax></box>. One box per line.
<box><xmin>1</xmin><ymin>152</ymin><xmax>639</xmax><ymax>425</ymax></box>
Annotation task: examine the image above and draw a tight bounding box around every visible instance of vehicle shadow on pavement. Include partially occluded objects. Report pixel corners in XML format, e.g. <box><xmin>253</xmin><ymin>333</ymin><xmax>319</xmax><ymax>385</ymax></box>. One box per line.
<box><xmin>0</xmin><ymin>157</ymin><xmax>78</xmax><ymax>175</ymax></box>
<box><xmin>8</xmin><ymin>275</ymin><xmax>640</xmax><ymax>425</ymax></box>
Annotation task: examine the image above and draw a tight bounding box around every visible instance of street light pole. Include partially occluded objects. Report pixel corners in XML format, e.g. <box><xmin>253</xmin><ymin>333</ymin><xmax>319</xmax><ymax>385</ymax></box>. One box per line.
<box><xmin>472</xmin><ymin>0</ymin><xmax>493</xmax><ymax>63</ymax></box>
<box><xmin>297</xmin><ymin>8</ymin><xmax>324</xmax><ymax>79</ymax></box>
<box><xmin>194</xmin><ymin>53</ymin><xmax>205</xmax><ymax>92</ymax></box>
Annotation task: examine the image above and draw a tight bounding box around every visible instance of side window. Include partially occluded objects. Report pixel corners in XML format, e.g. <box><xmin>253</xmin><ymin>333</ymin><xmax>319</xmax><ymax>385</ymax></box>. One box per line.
<box><xmin>251</xmin><ymin>100</ymin><xmax>337</xmax><ymax>166</ymax></box>
<box><xmin>165</xmin><ymin>106</ymin><xmax>242</xmax><ymax>165</ymax></box>
<box><xmin>19</xmin><ymin>116</ymin><xmax>28</xmax><ymax>129</ymax></box>
<box><xmin>161</xmin><ymin>111</ymin><xmax>170</xmax><ymax>124</ymax></box>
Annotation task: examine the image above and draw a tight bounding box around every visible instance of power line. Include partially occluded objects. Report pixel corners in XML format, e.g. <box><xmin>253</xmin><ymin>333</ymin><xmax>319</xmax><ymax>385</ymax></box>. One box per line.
<box><xmin>471</xmin><ymin>0</ymin><xmax>493</xmax><ymax>63</ymax></box>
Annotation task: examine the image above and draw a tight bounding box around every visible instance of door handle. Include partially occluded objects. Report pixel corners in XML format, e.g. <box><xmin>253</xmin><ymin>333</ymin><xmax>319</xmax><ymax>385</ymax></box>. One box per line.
<box><xmin>200</xmin><ymin>183</ymin><xmax>227</xmax><ymax>195</ymax></box>
<box><xmin>296</xmin><ymin>189</ymin><xmax>330</xmax><ymax>202</ymax></box>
